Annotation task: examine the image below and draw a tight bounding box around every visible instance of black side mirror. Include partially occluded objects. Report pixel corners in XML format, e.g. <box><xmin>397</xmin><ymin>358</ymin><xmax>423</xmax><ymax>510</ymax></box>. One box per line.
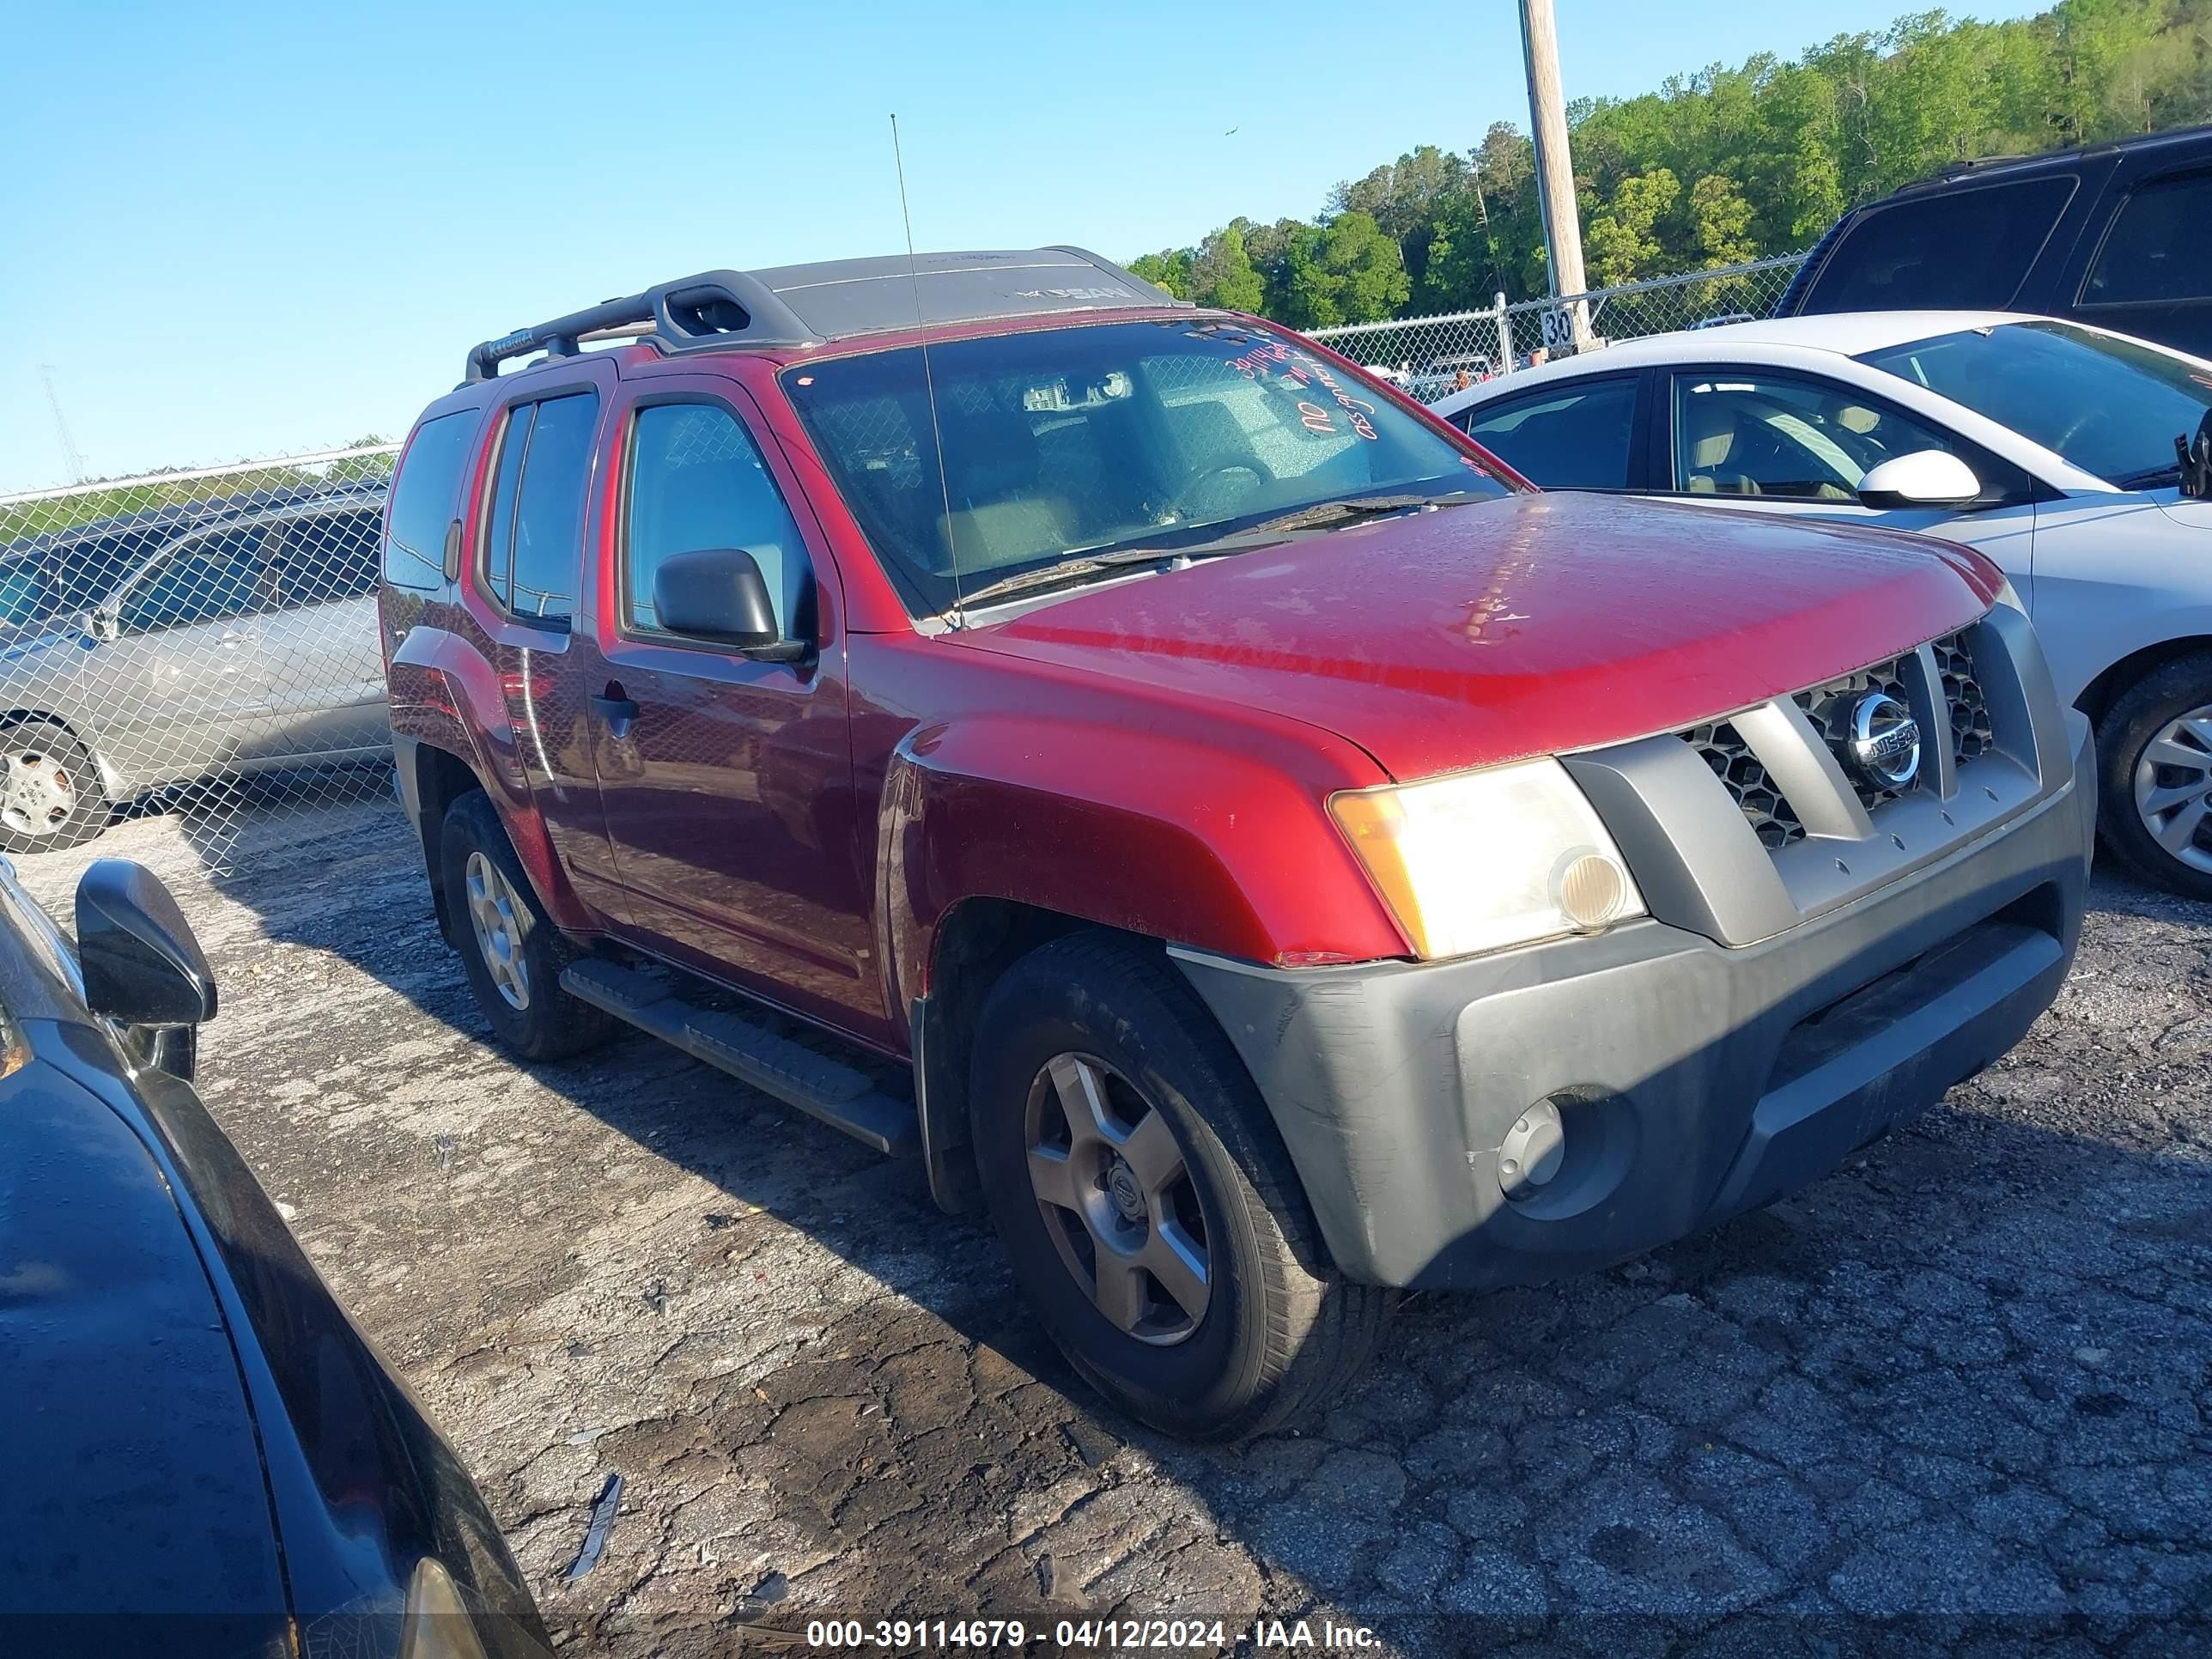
<box><xmin>651</xmin><ymin>548</ymin><xmax>807</xmax><ymax>662</ymax></box>
<box><xmin>76</xmin><ymin>860</ymin><xmax>217</xmax><ymax>1032</ymax></box>
<box><xmin>2179</xmin><ymin>408</ymin><xmax>2212</xmax><ymax>500</ymax></box>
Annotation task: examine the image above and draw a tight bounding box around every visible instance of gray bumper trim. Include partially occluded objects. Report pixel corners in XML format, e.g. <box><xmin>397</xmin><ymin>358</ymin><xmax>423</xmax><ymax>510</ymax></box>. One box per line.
<box><xmin>1170</xmin><ymin>723</ymin><xmax>2093</xmax><ymax>1291</ymax></box>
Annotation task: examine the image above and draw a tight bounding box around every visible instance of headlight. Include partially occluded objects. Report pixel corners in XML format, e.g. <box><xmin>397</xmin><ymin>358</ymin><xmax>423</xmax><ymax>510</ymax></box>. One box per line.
<box><xmin>1328</xmin><ymin>758</ymin><xmax>1646</xmax><ymax>960</ymax></box>
<box><xmin>397</xmin><ymin>1559</ymin><xmax>491</xmax><ymax>1659</ymax></box>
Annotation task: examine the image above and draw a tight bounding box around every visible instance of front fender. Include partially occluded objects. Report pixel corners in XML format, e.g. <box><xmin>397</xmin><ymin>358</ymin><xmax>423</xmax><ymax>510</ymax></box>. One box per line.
<box><xmin>876</xmin><ymin>712</ymin><xmax>1409</xmax><ymax>1016</ymax></box>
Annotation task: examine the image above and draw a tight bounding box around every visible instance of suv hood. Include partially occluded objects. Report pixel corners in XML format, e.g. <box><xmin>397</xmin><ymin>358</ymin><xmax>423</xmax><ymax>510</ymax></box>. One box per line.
<box><xmin>958</xmin><ymin>492</ymin><xmax>2000</xmax><ymax>782</ymax></box>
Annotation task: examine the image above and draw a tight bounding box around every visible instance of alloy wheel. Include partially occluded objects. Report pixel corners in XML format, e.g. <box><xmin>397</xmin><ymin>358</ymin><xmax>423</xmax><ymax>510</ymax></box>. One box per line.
<box><xmin>464</xmin><ymin>850</ymin><xmax>532</xmax><ymax>1011</ymax></box>
<box><xmin>0</xmin><ymin>747</ymin><xmax>78</xmax><ymax>839</ymax></box>
<box><xmin>2133</xmin><ymin>704</ymin><xmax>2212</xmax><ymax>875</ymax></box>
<box><xmin>1024</xmin><ymin>1052</ymin><xmax>1211</xmax><ymax>1346</ymax></box>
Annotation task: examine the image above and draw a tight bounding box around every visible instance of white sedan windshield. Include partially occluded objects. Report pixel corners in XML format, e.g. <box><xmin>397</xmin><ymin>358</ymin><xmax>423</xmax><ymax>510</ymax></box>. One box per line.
<box><xmin>1860</xmin><ymin>320</ymin><xmax>2212</xmax><ymax>487</ymax></box>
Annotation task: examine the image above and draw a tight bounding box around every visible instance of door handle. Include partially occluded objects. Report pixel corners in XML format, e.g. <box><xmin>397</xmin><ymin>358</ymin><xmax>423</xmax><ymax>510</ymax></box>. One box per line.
<box><xmin>591</xmin><ymin>684</ymin><xmax>640</xmax><ymax>739</ymax></box>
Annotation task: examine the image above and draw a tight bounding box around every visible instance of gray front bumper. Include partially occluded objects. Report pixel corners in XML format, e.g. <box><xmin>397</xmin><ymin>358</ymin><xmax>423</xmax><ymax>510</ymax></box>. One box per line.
<box><xmin>1173</xmin><ymin>713</ymin><xmax>2093</xmax><ymax>1292</ymax></box>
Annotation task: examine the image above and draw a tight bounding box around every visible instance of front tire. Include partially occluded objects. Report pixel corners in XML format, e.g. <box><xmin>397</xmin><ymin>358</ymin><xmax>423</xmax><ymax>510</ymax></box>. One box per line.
<box><xmin>0</xmin><ymin>717</ymin><xmax>110</xmax><ymax>854</ymax></box>
<box><xmin>969</xmin><ymin>932</ymin><xmax>1389</xmax><ymax>1440</ymax></box>
<box><xmin>2096</xmin><ymin>653</ymin><xmax>2212</xmax><ymax>901</ymax></box>
<box><xmin>439</xmin><ymin>791</ymin><xmax>617</xmax><ymax>1060</ymax></box>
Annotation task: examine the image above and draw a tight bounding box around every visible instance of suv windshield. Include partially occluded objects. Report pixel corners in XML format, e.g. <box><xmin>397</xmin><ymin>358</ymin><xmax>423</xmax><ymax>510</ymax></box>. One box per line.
<box><xmin>782</xmin><ymin>318</ymin><xmax>1505</xmax><ymax>613</ymax></box>
<box><xmin>1859</xmin><ymin>319</ymin><xmax>2212</xmax><ymax>485</ymax></box>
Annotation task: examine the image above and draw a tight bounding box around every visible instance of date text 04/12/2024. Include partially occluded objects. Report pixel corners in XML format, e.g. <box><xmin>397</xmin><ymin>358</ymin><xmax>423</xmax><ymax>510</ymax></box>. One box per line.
<box><xmin>801</xmin><ymin>1618</ymin><xmax>1382</xmax><ymax>1650</ymax></box>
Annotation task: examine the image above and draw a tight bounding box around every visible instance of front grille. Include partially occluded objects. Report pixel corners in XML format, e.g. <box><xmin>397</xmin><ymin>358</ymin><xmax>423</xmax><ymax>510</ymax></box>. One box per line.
<box><xmin>1931</xmin><ymin>629</ymin><xmax>1995</xmax><ymax>763</ymax></box>
<box><xmin>1685</xmin><ymin>720</ymin><xmax>1804</xmax><ymax>848</ymax></box>
<box><xmin>1675</xmin><ymin>623</ymin><xmax>2000</xmax><ymax>850</ymax></box>
<box><xmin>1796</xmin><ymin>652</ymin><xmax>1914</xmax><ymax>814</ymax></box>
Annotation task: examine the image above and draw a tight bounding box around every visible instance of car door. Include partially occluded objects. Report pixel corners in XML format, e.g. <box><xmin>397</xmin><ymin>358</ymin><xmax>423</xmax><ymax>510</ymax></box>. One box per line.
<box><xmin>94</xmin><ymin>524</ymin><xmax>276</xmax><ymax>786</ymax></box>
<box><xmin>586</xmin><ymin>380</ymin><xmax>876</xmax><ymax>1036</ymax></box>
<box><xmin>247</xmin><ymin>503</ymin><xmax>389</xmax><ymax>760</ymax></box>
<box><xmin>1650</xmin><ymin>368</ymin><xmax>2041</xmax><ymax>593</ymax></box>
<box><xmin>463</xmin><ymin>376</ymin><xmax>624</xmax><ymax>915</ymax></box>
<box><xmin>1452</xmin><ymin>374</ymin><xmax>1647</xmax><ymax>490</ymax></box>
<box><xmin>2068</xmin><ymin>167</ymin><xmax>2212</xmax><ymax>360</ymax></box>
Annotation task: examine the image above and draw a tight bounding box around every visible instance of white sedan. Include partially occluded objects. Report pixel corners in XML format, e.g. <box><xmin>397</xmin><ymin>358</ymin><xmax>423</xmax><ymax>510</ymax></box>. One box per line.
<box><xmin>1432</xmin><ymin>310</ymin><xmax>2212</xmax><ymax>898</ymax></box>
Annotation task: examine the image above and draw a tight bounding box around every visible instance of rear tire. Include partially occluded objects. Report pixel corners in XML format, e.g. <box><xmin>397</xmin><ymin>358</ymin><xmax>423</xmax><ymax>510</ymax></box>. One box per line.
<box><xmin>969</xmin><ymin>932</ymin><xmax>1389</xmax><ymax>1440</ymax></box>
<box><xmin>2095</xmin><ymin>653</ymin><xmax>2212</xmax><ymax>901</ymax></box>
<box><xmin>0</xmin><ymin>717</ymin><xmax>109</xmax><ymax>854</ymax></box>
<box><xmin>440</xmin><ymin>791</ymin><xmax>617</xmax><ymax>1060</ymax></box>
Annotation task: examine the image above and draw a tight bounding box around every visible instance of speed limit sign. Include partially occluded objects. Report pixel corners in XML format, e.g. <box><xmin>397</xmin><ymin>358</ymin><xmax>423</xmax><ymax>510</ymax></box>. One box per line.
<box><xmin>1540</xmin><ymin>307</ymin><xmax>1576</xmax><ymax>351</ymax></box>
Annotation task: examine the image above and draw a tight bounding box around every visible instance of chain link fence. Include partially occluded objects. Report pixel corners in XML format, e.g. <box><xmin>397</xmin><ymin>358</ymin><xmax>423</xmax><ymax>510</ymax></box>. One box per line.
<box><xmin>1310</xmin><ymin>252</ymin><xmax>1808</xmax><ymax>403</ymax></box>
<box><xmin>0</xmin><ymin>443</ymin><xmax>401</xmax><ymax>870</ymax></box>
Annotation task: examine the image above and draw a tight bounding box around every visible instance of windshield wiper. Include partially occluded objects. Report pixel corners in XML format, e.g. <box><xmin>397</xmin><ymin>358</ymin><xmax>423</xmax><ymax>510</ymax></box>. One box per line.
<box><xmin>951</xmin><ymin>492</ymin><xmax>1480</xmax><ymax>612</ymax></box>
<box><xmin>2115</xmin><ymin>462</ymin><xmax>2181</xmax><ymax>490</ymax></box>
<box><xmin>954</xmin><ymin>530</ymin><xmax>1287</xmax><ymax>611</ymax></box>
<box><xmin>1244</xmin><ymin>490</ymin><xmax>1482</xmax><ymax>535</ymax></box>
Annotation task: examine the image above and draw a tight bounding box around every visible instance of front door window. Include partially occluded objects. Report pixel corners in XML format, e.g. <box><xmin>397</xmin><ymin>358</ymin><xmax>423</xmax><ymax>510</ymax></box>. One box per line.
<box><xmin>1671</xmin><ymin>376</ymin><xmax>1957</xmax><ymax>499</ymax></box>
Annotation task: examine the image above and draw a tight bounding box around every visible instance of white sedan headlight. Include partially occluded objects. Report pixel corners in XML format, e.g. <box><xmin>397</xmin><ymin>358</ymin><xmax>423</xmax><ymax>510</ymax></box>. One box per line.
<box><xmin>1329</xmin><ymin>758</ymin><xmax>1647</xmax><ymax>961</ymax></box>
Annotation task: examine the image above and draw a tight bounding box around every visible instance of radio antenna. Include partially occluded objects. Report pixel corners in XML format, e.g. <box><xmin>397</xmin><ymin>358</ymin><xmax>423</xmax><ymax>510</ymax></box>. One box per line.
<box><xmin>891</xmin><ymin>113</ymin><xmax>964</xmax><ymax>623</ymax></box>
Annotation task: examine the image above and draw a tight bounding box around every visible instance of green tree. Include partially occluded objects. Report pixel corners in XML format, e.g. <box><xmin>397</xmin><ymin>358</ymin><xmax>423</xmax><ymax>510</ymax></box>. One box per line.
<box><xmin>1687</xmin><ymin>173</ymin><xmax>1758</xmax><ymax>266</ymax></box>
<box><xmin>1128</xmin><ymin>249</ymin><xmax>1194</xmax><ymax>300</ymax></box>
<box><xmin>1190</xmin><ymin>225</ymin><xmax>1265</xmax><ymax>313</ymax></box>
<box><xmin>1585</xmin><ymin>167</ymin><xmax>1680</xmax><ymax>285</ymax></box>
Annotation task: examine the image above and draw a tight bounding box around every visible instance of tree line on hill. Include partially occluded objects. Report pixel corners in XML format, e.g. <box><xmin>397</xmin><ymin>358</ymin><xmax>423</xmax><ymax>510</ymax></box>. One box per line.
<box><xmin>1129</xmin><ymin>0</ymin><xmax>2212</xmax><ymax>328</ymax></box>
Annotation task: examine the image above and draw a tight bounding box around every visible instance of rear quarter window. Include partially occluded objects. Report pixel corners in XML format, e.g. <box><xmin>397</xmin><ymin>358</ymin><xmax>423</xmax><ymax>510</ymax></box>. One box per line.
<box><xmin>2079</xmin><ymin>171</ymin><xmax>2212</xmax><ymax>306</ymax></box>
<box><xmin>1801</xmin><ymin>175</ymin><xmax>2077</xmax><ymax>313</ymax></box>
<box><xmin>385</xmin><ymin>410</ymin><xmax>479</xmax><ymax>592</ymax></box>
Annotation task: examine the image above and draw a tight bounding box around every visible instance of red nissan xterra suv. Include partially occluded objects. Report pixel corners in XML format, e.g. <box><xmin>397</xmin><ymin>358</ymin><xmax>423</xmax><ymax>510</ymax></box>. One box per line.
<box><xmin>380</xmin><ymin>249</ymin><xmax>2094</xmax><ymax>1438</ymax></box>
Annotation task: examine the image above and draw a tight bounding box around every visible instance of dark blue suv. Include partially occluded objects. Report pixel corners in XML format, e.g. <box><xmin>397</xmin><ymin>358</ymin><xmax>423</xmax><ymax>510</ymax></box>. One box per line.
<box><xmin>1778</xmin><ymin>124</ymin><xmax>2212</xmax><ymax>360</ymax></box>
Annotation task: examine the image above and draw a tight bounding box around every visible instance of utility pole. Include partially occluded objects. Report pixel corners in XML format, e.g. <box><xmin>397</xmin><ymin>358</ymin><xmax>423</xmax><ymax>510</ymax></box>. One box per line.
<box><xmin>1519</xmin><ymin>0</ymin><xmax>1593</xmax><ymax>350</ymax></box>
<box><xmin>38</xmin><ymin>364</ymin><xmax>87</xmax><ymax>484</ymax></box>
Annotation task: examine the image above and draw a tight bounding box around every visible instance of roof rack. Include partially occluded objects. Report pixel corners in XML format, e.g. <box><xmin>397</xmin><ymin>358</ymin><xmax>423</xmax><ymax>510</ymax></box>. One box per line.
<box><xmin>463</xmin><ymin>269</ymin><xmax>823</xmax><ymax>384</ymax></box>
<box><xmin>463</xmin><ymin>247</ymin><xmax>1188</xmax><ymax>384</ymax></box>
<box><xmin>1892</xmin><ymin>120</ymin><xmax>2212</xmax><ymax>197</ymax></box>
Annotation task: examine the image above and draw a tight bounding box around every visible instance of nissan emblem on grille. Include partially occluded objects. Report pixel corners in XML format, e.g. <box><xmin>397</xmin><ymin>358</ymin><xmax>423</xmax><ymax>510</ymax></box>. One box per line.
<box><xmin>1847</xmin><ymin>692</ymin><xmax>1923</xmax><ymax>792</ymax></box>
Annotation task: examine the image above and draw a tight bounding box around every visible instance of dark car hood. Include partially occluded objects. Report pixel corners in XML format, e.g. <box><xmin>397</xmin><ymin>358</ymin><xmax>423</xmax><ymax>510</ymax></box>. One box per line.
<box><xmin>957</xmin><ymin>491</ymin><xmax>2000</xmax><ymax>781</ymax></box>
<box><xmin>0</xmin><ymin>1048</ymin><xmax>287</xmax><ymax>1626</ymax></box>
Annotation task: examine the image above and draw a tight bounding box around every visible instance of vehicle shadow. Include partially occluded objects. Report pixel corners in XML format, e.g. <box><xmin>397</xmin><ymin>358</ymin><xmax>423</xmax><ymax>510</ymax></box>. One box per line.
<box><xmin>80</xmin><ymin>797</ymin><xmax>2212</xmax><ymax>1656</ymax></box>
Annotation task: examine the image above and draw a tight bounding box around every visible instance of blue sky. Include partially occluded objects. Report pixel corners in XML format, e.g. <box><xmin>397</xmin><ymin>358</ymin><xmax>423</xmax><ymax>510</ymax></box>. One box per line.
<box><xmin>0</xmin><ymin>0</ymin><xmax>2043</xmax><ymax>494</ymax></box>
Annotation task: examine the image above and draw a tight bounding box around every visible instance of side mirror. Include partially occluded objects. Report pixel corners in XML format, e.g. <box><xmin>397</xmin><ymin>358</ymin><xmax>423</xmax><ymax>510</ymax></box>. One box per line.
<box><xmin>1857</xmin><ymin>449</ymin><xmax>1983</xmax><ymax>510</ymax></box>
<box><xmin>76</xmin><ymin>860</ymin><xmax>216</xmax><ymax>1035</ymax></box>
<box><xmin>87</xmin><ymin>608</ymin><xmax>118</xmax><ymax>642</ymax></box>
<box><xmin>651</xmin><ymin>548</ymin><xmax>805</xmax><ymax>661</ymax></box>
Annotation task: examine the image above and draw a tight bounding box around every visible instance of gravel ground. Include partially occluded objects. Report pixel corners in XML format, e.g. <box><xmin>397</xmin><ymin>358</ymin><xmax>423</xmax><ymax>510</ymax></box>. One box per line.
<box><xmin>21</xmin><ymin>800</ymin><xmax>2212</xmax><ymax>1656</ymax></box>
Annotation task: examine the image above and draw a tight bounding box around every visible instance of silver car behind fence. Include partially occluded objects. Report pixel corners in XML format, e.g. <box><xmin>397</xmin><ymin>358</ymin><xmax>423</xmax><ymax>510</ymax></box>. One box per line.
<box><xmin>0</xmin><ymin>445</ymin><xmax>399</xmax><ymax>867</ymax></box>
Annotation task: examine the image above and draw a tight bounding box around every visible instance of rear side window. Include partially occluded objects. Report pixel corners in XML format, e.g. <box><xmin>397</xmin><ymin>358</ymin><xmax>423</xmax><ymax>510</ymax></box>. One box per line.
<box><xmin>2081</xmin><ymin>173</ymin><xmax>2212</xmax><ymax>306</ymax></box>
<box><xmin>275</xmin><ymin>509</ymin><xmax>382</xmax><ymax>608</ymax></box>
<box><xmin>624</xmin><ymin>403</ymin><xmax>807</xmax><ymax>638</ymax></box>
<box><xmin>482</xmin><ymin>392</ymin><xmax>599</xmax><ymax>623</ymax></box>
<box><xmin>1460</xmin><ymin>379</ymin><xmax>1638</xmax><ymax>489</ymax></box>
<box><xmin>386</xmin><ymin>410</ymin><xmax>477</xmax><ymax>592</ymax></box>
<box><xmin>1800</xmin><ymin>177</ymin><xmax>2077</xmax><ymax>313</ymax></box>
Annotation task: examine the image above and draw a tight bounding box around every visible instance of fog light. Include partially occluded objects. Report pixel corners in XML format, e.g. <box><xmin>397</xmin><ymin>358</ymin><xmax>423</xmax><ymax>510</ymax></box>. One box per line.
<box><xmin>1498</xmin><ymin>1099</ymin><xmax>1566</xmax><ymax>1200</ymax></box>
<box><xmin>1554</xmin><ymin>852</ymin><xmax>1629</xmax><ymax>931</ymax></box>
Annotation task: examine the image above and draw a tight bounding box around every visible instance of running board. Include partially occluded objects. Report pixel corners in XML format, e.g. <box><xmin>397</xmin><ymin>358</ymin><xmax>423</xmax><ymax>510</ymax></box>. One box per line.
<box><xmin>559</xmin><ymin>959</ymin><xmax>918</xmax><ymax>1156</ymax></box>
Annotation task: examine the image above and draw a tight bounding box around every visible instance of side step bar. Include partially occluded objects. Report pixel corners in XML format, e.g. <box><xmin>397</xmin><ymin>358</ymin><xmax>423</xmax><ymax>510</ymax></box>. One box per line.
<box><xmin>559</xmin><ymin>959</ymin><xmax>918</xmax><ymax>1156</ymax></box>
